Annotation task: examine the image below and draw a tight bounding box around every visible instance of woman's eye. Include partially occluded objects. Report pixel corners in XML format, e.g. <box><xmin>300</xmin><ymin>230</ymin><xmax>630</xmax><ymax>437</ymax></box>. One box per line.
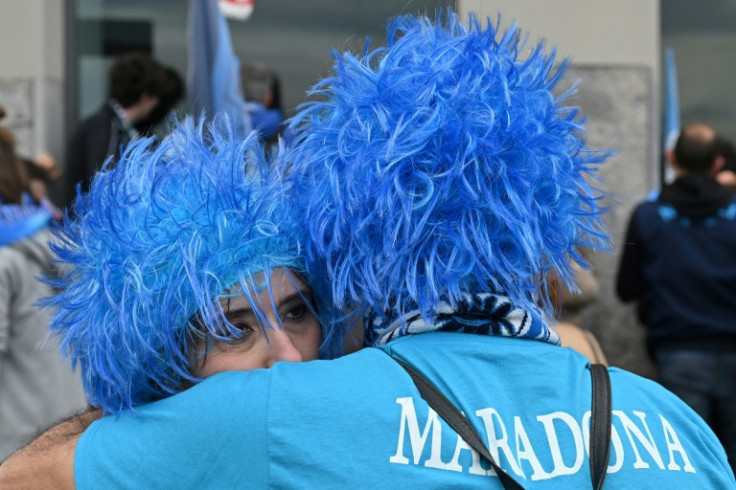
<box><xmin>229</xmin><ymin>322</ymin><xmax>255</xmax><ymax>341</ymax></box>
<box><xmin>283</xmin><ymin>304</ymin><xmax>308</xmax><ymax>322</ymax></box>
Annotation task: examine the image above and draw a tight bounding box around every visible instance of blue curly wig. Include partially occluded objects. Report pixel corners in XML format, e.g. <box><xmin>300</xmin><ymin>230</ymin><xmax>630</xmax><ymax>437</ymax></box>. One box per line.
<box><xmin>47</xmin><ymin>118</ymin><xmax>312</xmax><ymax>414</ymax></box>
<box><xmin>284</xmin><ymin>11</ymin><xmax>610</xmax><ymax>327</ymax></box>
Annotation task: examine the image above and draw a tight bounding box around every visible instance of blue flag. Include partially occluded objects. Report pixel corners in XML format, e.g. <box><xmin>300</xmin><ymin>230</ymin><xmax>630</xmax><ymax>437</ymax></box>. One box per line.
<box><xmin>663</xmin><ymin>47</ymin><xmax>680</xmax><ymax>184</ymax></box>
<box><xmin>188</xmin><ymin>0</ymin><xmax>251</xmax><ymax>136</ymax></box>
<box><xmin>664</xmin><ymin>47</ymin><xmax>680</xmax><ymax>150</ymax></box>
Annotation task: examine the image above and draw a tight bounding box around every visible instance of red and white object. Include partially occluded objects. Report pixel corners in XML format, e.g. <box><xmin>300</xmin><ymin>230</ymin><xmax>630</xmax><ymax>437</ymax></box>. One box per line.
<box><xmin>218</xmin><ymin>0</ymin><xmax>254</xmax><ymax>21</ymax></box>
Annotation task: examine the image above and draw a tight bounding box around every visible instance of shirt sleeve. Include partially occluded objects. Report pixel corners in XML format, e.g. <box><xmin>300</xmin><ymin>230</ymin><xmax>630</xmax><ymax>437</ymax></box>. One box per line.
<box><xmin>75</xmin><ymin>371</ymin><xmax>271</xmax><ymax>489</ymax></box>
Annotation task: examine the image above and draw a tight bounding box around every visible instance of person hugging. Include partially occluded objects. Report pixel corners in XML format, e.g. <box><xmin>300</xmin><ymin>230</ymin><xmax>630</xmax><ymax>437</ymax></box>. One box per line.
<box><xmin>47</xmin><ymin>117</ymin><xmax>333</xmax><ymax>415</ymax></box>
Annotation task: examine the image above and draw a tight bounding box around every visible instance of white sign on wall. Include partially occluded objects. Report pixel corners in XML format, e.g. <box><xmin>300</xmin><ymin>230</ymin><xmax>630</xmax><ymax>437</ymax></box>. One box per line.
<box><xmin>0</xmin><ymin>79</ymin><xmax>34</xmax><ymax>157</ymax></box>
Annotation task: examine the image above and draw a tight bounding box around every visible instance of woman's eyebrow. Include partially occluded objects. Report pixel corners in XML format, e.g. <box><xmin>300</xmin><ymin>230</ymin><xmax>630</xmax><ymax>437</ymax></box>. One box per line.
<box><xmin>224</xmin><ymin>288</ymin><xmax>312</xmax><ymax>317</ymax></box>
<box><xmin>224</xmin><ymin>307</ymin><xmax>253</xmax><ymax>318</ymax></box>
<box><xmin>278</xmin><ymin>288</ymin><xmax>313</xmax><ymax>307</ymax></box>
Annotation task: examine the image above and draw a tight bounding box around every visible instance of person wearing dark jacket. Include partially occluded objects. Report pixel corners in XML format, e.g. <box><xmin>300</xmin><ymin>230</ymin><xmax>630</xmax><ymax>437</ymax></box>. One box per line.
<box><xmin>64</xmin><ymin>52</ymin><xmax>164</xmax><ymax>202</ymax></box>
<box><xmin>617</xmin><ymin>122</ymin><xmax>736</xmax><ymax>472</ymax></box>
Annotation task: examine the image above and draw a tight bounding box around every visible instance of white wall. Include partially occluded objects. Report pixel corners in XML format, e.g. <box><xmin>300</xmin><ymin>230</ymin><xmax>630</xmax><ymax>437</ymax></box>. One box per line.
<box><xmin>0</xmin><ymin>0</ymin><xmax>66</xmax><ymax>159</ymax></box>
<box><xmin>460</xmin><ymin>0</ymin><xmax>659</xmax><ymax>66</ymax></box>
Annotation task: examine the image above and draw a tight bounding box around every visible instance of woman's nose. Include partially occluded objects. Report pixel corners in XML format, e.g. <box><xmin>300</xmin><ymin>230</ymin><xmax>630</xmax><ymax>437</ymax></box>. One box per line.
<box><xmin>265</xmin><ymin>328</ymin><xmax>303</xmax><ymax>367</ymax></box>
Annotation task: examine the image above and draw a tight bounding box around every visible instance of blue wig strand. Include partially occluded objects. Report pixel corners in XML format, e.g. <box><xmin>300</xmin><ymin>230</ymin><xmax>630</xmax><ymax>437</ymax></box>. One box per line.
<box><xmin>46</xmin><ymin>117</ymin><xmax>314</xmax><ymax>414</ymax></box>
<box><xmin>284</xmin><ymin>11</ymin><xmax>610</xmax><ymax>329</ymax></box>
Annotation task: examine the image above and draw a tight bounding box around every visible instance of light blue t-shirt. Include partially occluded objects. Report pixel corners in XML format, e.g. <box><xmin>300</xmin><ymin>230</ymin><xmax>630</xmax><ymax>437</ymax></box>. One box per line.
<box><xmin>75</xmin><ymin>333</ymin><xmax>735</xmax><ymax>488</ymax></box>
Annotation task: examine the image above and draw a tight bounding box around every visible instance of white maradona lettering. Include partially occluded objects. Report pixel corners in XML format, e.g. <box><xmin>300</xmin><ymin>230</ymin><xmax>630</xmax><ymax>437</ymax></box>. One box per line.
<box><xmin>389</xmin><ymin>397</ymin><xmax>447</xmax><ymax>469</ymax></box>
<box><xmin>536</xmin><ymin>411</ymin><xmax>585</xmax><ymax>478</ymax></box>
<box><xmin>660</xmin><ymin>414</ymin><xmax>695</xmax><ymax>473</ymax></box>
<box><xmin>389</xmin><ymin>397</ymin><xmax>697</xmax><ymax>481</ymax></box>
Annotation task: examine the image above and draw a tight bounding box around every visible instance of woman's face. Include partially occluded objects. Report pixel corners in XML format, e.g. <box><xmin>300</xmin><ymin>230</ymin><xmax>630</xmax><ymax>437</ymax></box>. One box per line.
<box><xmin>191</xmin><ymin>269</ymin><xmax>321</xmax><ymax>377</ymax></box>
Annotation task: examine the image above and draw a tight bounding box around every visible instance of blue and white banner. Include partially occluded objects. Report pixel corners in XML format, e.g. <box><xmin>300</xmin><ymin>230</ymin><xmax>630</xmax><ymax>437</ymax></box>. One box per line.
<box><xmin>188</xmin><ymin>0</ymin><xmax>251</xmax><ymax>136</ymax></box>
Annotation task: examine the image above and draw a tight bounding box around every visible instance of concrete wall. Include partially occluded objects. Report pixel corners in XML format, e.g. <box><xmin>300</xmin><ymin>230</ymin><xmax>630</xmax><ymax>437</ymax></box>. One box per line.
<box><xmin>0</xmin><ymin>0</ymin><xmax>66</xmax><ymax>201</ymax></box>
<box><xmin>461</xmin><ymin>0</ymin><xmax>659</xmax><ymax>66</ymax></box>
<box><xmin>459</xmin><ymin>0</ymin><xmax>661</xmax><ymax>377</ymax></box>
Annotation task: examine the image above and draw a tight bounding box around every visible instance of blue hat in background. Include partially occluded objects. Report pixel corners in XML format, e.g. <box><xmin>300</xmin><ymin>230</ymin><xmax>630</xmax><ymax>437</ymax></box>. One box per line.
<box><xmin>0</xmin><ymin>196</ymin><xmax>52</xmax><ymax>247</ymax></box>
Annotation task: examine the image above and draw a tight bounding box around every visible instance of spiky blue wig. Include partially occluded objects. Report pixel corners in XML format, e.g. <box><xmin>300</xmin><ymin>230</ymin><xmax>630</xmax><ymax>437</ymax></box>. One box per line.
<box><xmin>47</xmin><ymin>118</ymin><xmax>310</xmax><ymax>414</ymax></box>
<box><xmin>284</xmin><ymin>12</ymin><xmax>609</xmax><ymax>327</ymax></box>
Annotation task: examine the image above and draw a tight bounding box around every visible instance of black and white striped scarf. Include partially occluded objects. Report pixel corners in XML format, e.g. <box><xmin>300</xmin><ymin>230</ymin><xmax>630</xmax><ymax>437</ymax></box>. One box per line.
<box><xmin>365</xmin><ymin>292</ymin><xmax>559</xmax><ymax>347</ymax></box>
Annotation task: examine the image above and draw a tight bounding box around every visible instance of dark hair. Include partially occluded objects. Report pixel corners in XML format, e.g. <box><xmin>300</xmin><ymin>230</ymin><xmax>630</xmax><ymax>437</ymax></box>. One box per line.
<box><xmin>674</xmin><ymin>124</ymin><xmax>719</xmax><ymax>174</ymax></box>
<box><xmin>0</xmin><ymin>126</ymin><xmax>30</xmax><ymax>204</ymax></box>
<box><xmin>108</xmin><ymin>52</ymin><xmax>164</xmax><ymax>108</ymax></box>
<box><xmin>267</xmin><ymin>72</ymin><xmax>283</xmax><ymax>112</ymax></box>
<box><xmin>240</xmin><ymin>60</ymin><xmax>274</xmax><ymax>104</ymax></box>
<box><xmin>23</xmin><ymin>158</ymin><xmax>50</xmax><ymax>182</ymax></box>
<box><xmin>135</xmin><ymin>65</ymin><xmax>185</xmax><ymax>135</ymax></box>
<box><xmin>716</xmin><ymin>136</ymin><xmax>736</xmax><ymax>173</ymax></box>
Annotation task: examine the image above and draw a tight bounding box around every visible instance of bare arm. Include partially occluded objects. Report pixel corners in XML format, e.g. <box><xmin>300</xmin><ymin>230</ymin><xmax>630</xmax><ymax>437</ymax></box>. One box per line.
<box><xmin>0</xmin><ymin>408</ymin><xmax>101</xmax><ymax>490</ymax></box>
<box><xmin>717</xmin><ymin>169</ymin><xmax>736</xmax><ymax>189</ymax></box>
<box><xmin>555</xmin><ymin>322</ymin><xmax>609</xmax><ymax>366</ymax></box>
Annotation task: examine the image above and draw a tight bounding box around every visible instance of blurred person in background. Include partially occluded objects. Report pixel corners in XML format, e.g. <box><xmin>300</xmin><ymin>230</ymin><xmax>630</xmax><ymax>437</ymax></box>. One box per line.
<box><xmin>134</xmin><ymin>65</ymin><xmax>185</xmax><ymax>138</ymax></box>
<box><xmin>0</xmin><ymin>114</ymin><xmax>87</xmax><ymax>461</ymax></box>
<box><xmin>617</xmin><ymin>122</ymin><xmax>736</xmax><ymax>473</ymax></box>
<box><xmin>546</xmin><ymin>250</ymin><xmax>607</xmax><ymax>366</ymax></box>
<box><xmin>65</xmin><ymin>52</ymin><xmax>166</xmax><ymax>199</ymax></box>
<box><xmin>715</xmin><ymin>135</ymin><xmax>736</xmax><ymax>190</ymax></box>
<box><xmin>240</xmin><ymin>59</ymin><xmax>285</xmax><ymax>148</ymax></box>
<box><xmin>21</xmin><ymin>153</ymin><xmax>63</xmax><ymax>221</ymax></box>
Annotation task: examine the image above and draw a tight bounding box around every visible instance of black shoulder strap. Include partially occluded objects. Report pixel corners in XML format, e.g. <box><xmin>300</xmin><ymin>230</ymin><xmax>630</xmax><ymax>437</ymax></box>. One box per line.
<box><xmin>391</xmin><ymin>357</ymin><xmax>612</xmax><ymax>490</ymax></box>
<box><xmin>392</xmin><ymin>357</ymin><xmax>524</xmax><ymax>489</ymax></box>
<box><xmin>589</xmin><ymin>363</ymin><xmax>612</xmax><ymax>490</ymax></box>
